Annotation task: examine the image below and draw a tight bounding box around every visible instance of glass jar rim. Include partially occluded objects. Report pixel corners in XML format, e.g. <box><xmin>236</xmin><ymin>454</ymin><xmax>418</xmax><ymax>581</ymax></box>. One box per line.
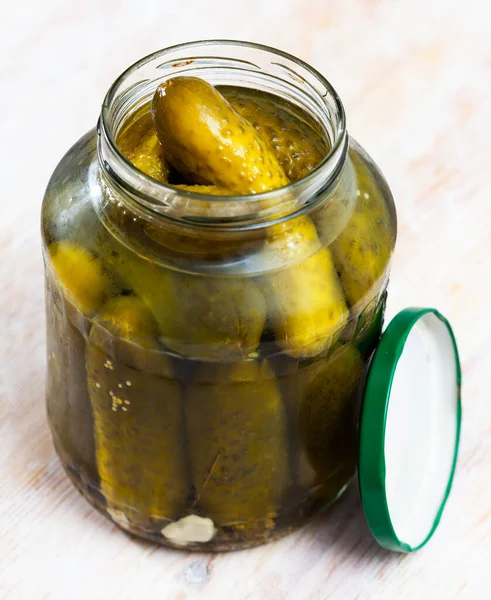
<box><xmin>98</xmin><ymin>39</ymin><xmax>348</xmax><ymax>228</ymax></box>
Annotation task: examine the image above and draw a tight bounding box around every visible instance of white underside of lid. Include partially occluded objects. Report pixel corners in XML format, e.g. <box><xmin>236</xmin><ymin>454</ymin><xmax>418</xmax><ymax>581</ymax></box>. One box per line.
<box><xmin>384</xmin><ymin>312</ymin><xmax>459</xmax><ymax>549</ymax></box>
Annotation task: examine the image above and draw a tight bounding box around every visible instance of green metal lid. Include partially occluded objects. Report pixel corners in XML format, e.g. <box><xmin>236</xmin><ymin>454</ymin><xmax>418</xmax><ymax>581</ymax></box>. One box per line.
<box><xmin>359</xmin><ymin>308</ymin><xmax>462</xmax><ymax>552</ymax></box>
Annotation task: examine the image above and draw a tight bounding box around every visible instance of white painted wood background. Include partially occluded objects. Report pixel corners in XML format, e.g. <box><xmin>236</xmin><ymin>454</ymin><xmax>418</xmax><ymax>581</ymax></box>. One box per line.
<box><xmin>1</xmin><ymin>1</ymin><xmax>490</xmax><ymax>598</ymax></box>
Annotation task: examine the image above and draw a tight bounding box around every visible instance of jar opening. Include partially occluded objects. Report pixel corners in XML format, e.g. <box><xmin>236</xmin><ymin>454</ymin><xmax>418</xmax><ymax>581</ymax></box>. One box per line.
<box><xmin>98</xmin><ymin>40</ymin><xmax>348</xmax><ymax>229</ymax></box>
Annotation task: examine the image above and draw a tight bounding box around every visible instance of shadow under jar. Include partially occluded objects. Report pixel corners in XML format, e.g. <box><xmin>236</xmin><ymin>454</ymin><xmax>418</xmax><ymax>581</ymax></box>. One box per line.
<box><xmin>41</xmin><ymin>40</ymin><xmax>396</xmax><ymax>551</ymax></box>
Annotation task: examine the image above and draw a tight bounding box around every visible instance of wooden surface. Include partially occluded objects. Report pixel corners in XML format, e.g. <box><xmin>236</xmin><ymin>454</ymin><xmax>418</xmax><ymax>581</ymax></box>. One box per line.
<box><xmin>1</xmin><ymin>1</ymin><xmax>490</xmax><ymax>598</ymax></box>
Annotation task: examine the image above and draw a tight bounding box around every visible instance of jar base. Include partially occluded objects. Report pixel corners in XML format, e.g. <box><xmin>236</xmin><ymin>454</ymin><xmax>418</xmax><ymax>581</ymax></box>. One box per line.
<box><xmin>52</xmin><ymin>433</ymin><xmax>350</xmax><ymax>552</ymax></box>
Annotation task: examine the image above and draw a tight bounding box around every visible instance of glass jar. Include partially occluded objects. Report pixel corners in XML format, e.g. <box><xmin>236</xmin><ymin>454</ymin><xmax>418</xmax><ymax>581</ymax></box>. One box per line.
<box><xmin>42</xmin><ymin>41</ymin><xmax>396</xmax><ymax>551</ymax></box>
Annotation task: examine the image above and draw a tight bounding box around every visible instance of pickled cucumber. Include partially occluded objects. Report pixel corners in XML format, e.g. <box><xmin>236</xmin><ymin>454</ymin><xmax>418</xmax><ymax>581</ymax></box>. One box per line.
<box><xmin>97</xmin><ymin>235</ymin><xmax>267</xmax><ymax>360</ymax></box>
<box><xmin>332</xmin><ymin>148</ymin><xmax>395</xmax><ymax>308</ymax></box>
<box><xmin>160</xmin><ymin>273</ymin><xmax>267</xmax><ymax>361</ymax></box>
<box><xmin>184</xmin><ymin>360</ymin><xmax>289</xmax><ymax>528</ymax></box>
<box><xmin>152</xmin><ymin>77</ymin><xmax>290</xmax><ymax>194</ymax></box>
<box><xmin>118</xmin><ymin>111</ymin><xmax>169</xmax><ymax>182</ymax></box>
<box><xmin>87</xmin><ymin>296</ymin><xmax>189</xmax><ymax>527</ymax></box>
<box><xmin>276</xmin><ymin>347</ymin><xmax>360</xmax><ymax>502</ymax></box>
<box><xmin>299</xmin><ymin>344</ymin><xmax>363</xmax><ymax>482</ymax></box>
<box><xmin>333</xmin><ymin>211</ymin><xmax>390</xmax><ymax>306</ymax></box>
<box><xmin>49</xmin><ymin>240</ymin><xmax>111</xmax><ymax>315</ymax></box>
<box><xmin>260</xmin><ymin>217</ymin><xmax>349</xmax><ymax>358</ymax></box>
<box><xmin>222</xmin><ymin>87</ymin><xmax>327</xmax><ymax>182</ymax></box>
<box><xmin>45</xmin><ymin>278</ymin><xmax>97</xmax><ymax>484</ymax></box>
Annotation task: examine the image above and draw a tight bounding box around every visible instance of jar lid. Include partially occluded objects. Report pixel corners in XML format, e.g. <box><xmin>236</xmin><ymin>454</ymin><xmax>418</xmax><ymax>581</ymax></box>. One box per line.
<box><xmin>358</xmin><ymin>308</ymin><xmax>462</xmax><ymax>552</ymax></box>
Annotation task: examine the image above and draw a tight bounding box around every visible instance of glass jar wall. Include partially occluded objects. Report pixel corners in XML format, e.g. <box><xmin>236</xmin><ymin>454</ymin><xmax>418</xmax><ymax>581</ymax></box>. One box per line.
<box><xmin>42</xmin><ymin>41</ymin><xmax>396</xmax><ymax>551</ymax></box>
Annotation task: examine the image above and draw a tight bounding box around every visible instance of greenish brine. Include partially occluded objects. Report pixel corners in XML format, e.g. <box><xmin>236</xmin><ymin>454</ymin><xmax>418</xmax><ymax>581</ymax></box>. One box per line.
<box><xmin>42</xmin><ymin>42</ymin><xmax>396</xmax><ymax>551</ymax></box>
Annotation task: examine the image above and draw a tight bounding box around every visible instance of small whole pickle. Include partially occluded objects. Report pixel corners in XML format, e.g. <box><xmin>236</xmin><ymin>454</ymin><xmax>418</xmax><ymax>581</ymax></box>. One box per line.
<box><xmin>299</xmin><ymin>344</ymin><xmax>363</xmax><ymax>482</ymax></box>
<box><xmin>45</xmin><ymin>278</ymin><xmax>97</xmax><ymax>484</ymax></box>
<box><xmin>95</xmin><ymin>295</ymin><xmax>157</xmax><ymax>342</ymax></box>
<box><xmin>260</xmin><ymin>216</ymin><xmax>349</xmax><ymax>358</ymax></box>
<box><xmin>48</xmin><ymin>240</ymin><xmax>111</xmax><ymax>315</ymax></box>
<box><xmin>132</xmin><ymin>131</ymin><xmax>168</xmax><ymax>182</ymax></box>
<box><xmin>87</xmin><ymin>296</ymin><xmax>189</xmax><ymax>528</ymax></box>
<box><xmin>184</xmin><ymin>360</ymin><xmax>289</xmax><ymax>528</ymax></box>
<box><xmin>152</xmin><ymin>77</ymin><xmax>290</xmax><ymax>194</ymax></box>
<box><xmin>332</xmin><ymin>147</ymin><xmax>395</xmax><ymax>309</ymax></box>
<box><xmin>334</xmin><ymin>211</ymin><xmax>390</xmax><ymax>306</ymax></box>
<box><xmin>96</xmin><ymin>233</ymin><xmax>267</xmax><ymax>360</ymax></box>
<box><xmin>88</xmin><ymin>295</ymin><xmax>176</xmax><ymax>374</ymax></box>
<box><xmin>159</xmin><ymin>274</ymin><xmax>267</xmax><ymax>361</ymax></box>
<box><xmin>118</xmin><ymin>111</ymin><xmax>170</xmax><ymax>182</ymax></box>
<box><xmin>222</xmin><ymin>87</ymin><xmax>327</xmax><ymax>182</ymax></box>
